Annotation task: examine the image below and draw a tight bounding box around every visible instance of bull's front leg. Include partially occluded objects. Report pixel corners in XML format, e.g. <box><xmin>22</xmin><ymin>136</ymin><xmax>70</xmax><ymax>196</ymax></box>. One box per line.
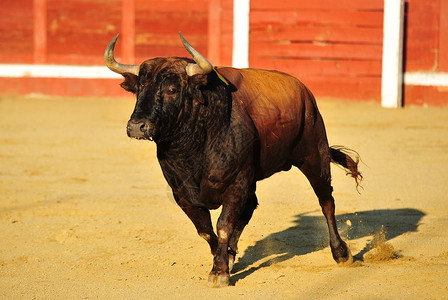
<box><xmin>174</xmin><ymin>195</ymin><xmax>218</xmax><ymax>255</ymax></box>
<box><xmin>208</xmin><ymin>183</ymin><xmax>250</xmax><ymax>288</ymax></box>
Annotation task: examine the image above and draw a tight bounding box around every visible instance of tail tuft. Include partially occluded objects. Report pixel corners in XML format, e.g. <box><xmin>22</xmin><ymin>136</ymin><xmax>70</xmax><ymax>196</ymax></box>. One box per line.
<box><xmin>330</xmin><ymin>145</ymin><xmax>363</xmax><ymax>190</ymax></box>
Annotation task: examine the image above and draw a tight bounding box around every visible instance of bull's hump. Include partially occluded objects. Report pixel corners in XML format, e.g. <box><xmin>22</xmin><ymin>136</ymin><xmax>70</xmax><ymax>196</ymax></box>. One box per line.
<box><xmin>220</xmin><ymin>67</ymin><xmax>307</xmax><ymax>175</ymax></box>
<box><xmin>231</xmin><ymin>68</ymin><xmax>305</xmax><ymax>133</ymax></box>
<box><xmin>219</xmin><ymin>67</ymin><xmax>304</xmax><ymax>108</ymax></box>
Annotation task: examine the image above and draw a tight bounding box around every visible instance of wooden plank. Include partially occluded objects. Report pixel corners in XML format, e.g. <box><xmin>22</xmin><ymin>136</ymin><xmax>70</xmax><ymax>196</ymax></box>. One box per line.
<box><xmin>121</xmin><ymin>0</ymin><xmax>135</xmax><ymax>64</ymax></box>
<box><xmin>135</xmin><ymin>32</ymin><xmax>207</xmax><ymax>48</ymax></box>
<box><xmin>248</xmin><ymin>0</ymin><xmax>384</xmax><ymax>102</ymax></box>
<box><xmin>136</xmin><ymin>45</ymin><xmax>208</xmax><ymax>62</ymax></box>
<box><xmin>439</xmin><ymin>0</ymin><xmax>448</xmax><ymax>71</ymax></box>
<box><xmin>302</xmin><ymin>75</ymin><xmax>381</xmax><ymax>100</ymax></box>
<box><xmin>134</xmin><ymin>6</ymin><xmax>208</xmax><ymax>59</ymax></box>
<box><xmin>46</xmin><ymin>54</ymin><xmax>108</xmax><ymax>65</ymax></box>
<box><xmin>250</xmin><ymin>11</ymin><xmax>383</xmax><ymax>27</ymax></box>
<box><xmin>47</xmin><ymin>32</ymin><xmax>123</xmax><ymax>58</ymax></box>
<box><xmin>0</xmin><ymin>0</ymin><xmax>33</xmax><ymax>63</ymax></box>
<box><xmin>134</xmin><ymin>11</ymin><xmax>208</xmax><ymax>36</ymax></box>
<box><xmin>33</xmin><ymin>0</ymin><xmax>47</xmax><ymax>63</ymax></box>
<box><xmin>134</xmin><ymin>34</ymin><xmax>207</xmax><ymax>61</ymax></box>
<box><xmin>403</xmin><ymin>0</ymin><xmax>440</xmax><ymax>71</ymax></box>
<box><xmin>251</xmin><ymin>0</ymin><xmax>383</xmax><ymax>11</ymax></box>
<box><xmin>134</xmin><ymin>6</ymin><xmax>208</xmax><ymax>24</ymax></box>
<box><xmin>219</xmin><ymin>0</ymin><xmax>233</xmax><ymax>66</ymax></box>
<box><xmin>45</xmin><ymin>0</ymin><xmax>207</xmax><ymax>64</ymax></box>
<box><xmin>404</xmin><ymin>85</ymin><xmax>448</xmax><ymax>106</ymax></box>
<box><xmin>250</xmin><ymin>25</ymin><xmax>383</xmax><ymax>44</ymax></box>
<box><xmin>250</xmin><ymin>57</ymin><xmax>382</xmax><ymax>99</ymax></box>
<box><xmin>135</xmin><ymin>0</ymin><xmax>208</xmax><ymax>12</ymax></box>
<box><xmin>0</xmin><ymin>77</ymin><xmax>130</xmax><ymax>97</ymax></box>
<box><xmin>135</xmin><ymin>21</ymin><xmax>208</xmax><ymax>38</ymax></box>
<box><xmin>46</xmin><ymin>0</ymin><xmax>122</xmax><ymax>64</ymax></box>
<box><xmin>250</xmin><ymin>42</ymin><xmax>383</xmax><ymax>60</ymax></box>
<box><xmin>0</xmin><ymin>54</ymin><xmax>34</xmax><ymax>64</ymax></box>
<box><xmin>250</xmin><ymin>58</ymin><xmax>382</xmax><ymax>76</ymax></box>
<box><xmin>132</xmin><ymin>0</ymin><xmax>210</xmax><ymax>63</ymax></box>
<box><xmin>208</xmin><ymin>0</ymin><xmax>222</xmax><ymax>65</ymax></box>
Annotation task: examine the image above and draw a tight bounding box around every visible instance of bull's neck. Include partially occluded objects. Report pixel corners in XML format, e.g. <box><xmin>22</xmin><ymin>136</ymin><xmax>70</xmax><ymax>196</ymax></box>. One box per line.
<box><xmin>156</xmin><ymin>92</ymin><xmax>230</xmax><ymax>159</ymax></box>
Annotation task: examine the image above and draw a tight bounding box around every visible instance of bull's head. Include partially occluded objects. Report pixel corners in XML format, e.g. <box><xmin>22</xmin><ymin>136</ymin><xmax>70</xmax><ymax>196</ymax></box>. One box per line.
<box><xmin>104</xmin><ymin>33</ymin><xmax>219</xmax><ymax>142</ymax></box>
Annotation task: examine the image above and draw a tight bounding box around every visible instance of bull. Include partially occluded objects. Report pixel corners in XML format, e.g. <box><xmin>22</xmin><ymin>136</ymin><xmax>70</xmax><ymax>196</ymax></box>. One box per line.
<box><xmin>104</xmin><ymin>33</ymin><xmax>362</xmax><ymax>287</ymax></box>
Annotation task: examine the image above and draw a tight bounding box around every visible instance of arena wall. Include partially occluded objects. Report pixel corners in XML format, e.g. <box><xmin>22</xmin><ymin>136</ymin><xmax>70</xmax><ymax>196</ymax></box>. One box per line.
<box><xmin>0</xmin><ymin>0</ymin><xmax>446</xmax><ymax>105</ymax></box>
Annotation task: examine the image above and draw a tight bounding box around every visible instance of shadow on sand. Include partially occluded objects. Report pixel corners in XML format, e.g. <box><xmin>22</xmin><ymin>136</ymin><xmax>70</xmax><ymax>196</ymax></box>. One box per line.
<box><xmin>231</xmin><ymin>208</ymin><xmax>425</xmax><ymax>284</ymax></box>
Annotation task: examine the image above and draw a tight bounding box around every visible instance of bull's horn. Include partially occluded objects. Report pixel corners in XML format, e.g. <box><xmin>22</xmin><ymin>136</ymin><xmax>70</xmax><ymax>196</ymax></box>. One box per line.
<box><xmin>104</xmin><ymin>34</ymin><xmax>140</xmax><ymax>76</ymax></box>
<box><xmin>179</xmin><ymin>32</ymin><xmax>213</xmax><ymax>75</ymax></box>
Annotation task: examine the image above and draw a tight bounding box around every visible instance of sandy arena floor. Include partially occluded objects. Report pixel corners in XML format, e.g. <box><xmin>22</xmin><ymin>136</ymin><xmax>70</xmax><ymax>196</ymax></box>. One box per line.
<box><xmin>1</xmin><ymin>95</ymin><xmax>448</xmax><ymax>299</ymax></box>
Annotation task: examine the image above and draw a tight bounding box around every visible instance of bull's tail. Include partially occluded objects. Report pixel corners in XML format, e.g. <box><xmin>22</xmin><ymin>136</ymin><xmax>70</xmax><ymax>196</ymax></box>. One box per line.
<box><xmin>330</xmin><ymin>145</ymin><xmax>363</xmax><ymax>189</ymax></box>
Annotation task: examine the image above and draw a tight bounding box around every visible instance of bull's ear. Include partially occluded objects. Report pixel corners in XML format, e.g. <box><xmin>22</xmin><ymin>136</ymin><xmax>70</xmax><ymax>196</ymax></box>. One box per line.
<box><xmin>120</xmin><ymin>73</ymin><xmax>139</xmax><ymax>94</ymax></box>
<box><xmin>187</xmin><ymin>74</ymin><xmax>208</xmax><ymax>104</ymax></box>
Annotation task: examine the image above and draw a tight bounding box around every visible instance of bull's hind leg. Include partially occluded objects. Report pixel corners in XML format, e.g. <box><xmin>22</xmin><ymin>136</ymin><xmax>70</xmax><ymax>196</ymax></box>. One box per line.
<box><xmin>297</xmin><ymin>151</ymin><xmax>352</xmax><ymax>264</ymax></box>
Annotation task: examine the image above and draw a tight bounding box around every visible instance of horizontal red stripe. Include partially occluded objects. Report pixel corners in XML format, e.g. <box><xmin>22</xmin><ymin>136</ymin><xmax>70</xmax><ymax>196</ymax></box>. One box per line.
<box><xmin>250</xmin><ymin>10</ymin><xmax>383</xmax><ymax>27</ymax></box>
<box><xmin>404</xmin><ymin>85</ymin><xmax>448</xmax><ymax>106</ymax></box>
<box><xmin>250</xmin><ymin>58</ymin><xmax>382</xmax><ymax>76</ymax></box>
<box><xmin>250</xmin><ymin>42</ymin><xmax>382</xmax><ymax>60</ymax></box>
<box><xmin>251</xmin><ymin>0</ymin><xmax>383</xmax><ymax>11</ymax></box>
<box><xmin>250</xmin><ymin>25</ymin><xmax>383</xmax><ymax>44</ymax></box>
<box><xmin>0</xmin><ymin>77</ymin><xmax>131</xmax><ymax>98</ymax></box>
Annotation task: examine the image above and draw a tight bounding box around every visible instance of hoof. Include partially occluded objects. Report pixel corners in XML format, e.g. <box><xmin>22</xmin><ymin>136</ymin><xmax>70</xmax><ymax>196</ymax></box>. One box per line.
<box><xmin>337</xmin><ymin>248</ymin><xmax>353</xmax><ymax>266</ymax></box>
<box><xmin>332</xmin><ymin>241</ymin><xmax>353</xmax><ymax>264</ymax></box>
<box><xmin>208</xmin><ymin>273</ymin><xmax>230</xmax><ymax>288</ymax></box>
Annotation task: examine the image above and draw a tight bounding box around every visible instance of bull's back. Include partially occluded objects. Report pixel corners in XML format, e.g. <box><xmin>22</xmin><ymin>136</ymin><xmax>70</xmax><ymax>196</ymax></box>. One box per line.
<box><xmin>218</xmin><ymin>67</ymin><xmax>317</xmax><ymax>179</ymax></box>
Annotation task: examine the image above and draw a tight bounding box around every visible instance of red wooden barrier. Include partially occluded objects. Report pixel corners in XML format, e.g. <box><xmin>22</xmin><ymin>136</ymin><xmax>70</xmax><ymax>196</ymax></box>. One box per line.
<box><xmin>403</xmin><ymin>0</ymin><xmax>448</xmax><ymax>105</ymax></box>
<box><xmin>122</xmin><ymin>0</ymin><xmax>135</xmax><ymax>64</ymax></box>
<box><xmin>0</xmin><ymin>0</ymin><xmax>446</xmax><ymax>105</ymax></box>
<box><xmin>440</xmin><ymin>0</ymin><xmax>448</xmax><ymax>72</ymax></box>
<box><xmin>0</xmin><ymin>77</ymin><xmax>128</xmax><ymax>97</ymax></box>
<box><xmin>249</xmin><ymin>0</ymin><xmax>384</xmax><ymax>101</ymax></box>
<box><xmin>33</xmin><ymin>0</ymin><xmax>47</xmax><ymax>63</ymax></box>
<box><xmin>0</xmin><ymin>0</ymin><xmax>34</xmax><ymax>63</ymax></box>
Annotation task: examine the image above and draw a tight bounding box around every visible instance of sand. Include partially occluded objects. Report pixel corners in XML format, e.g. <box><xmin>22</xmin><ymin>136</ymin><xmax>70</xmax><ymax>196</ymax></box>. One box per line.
<box><xmin>1</xmin><ymin>95</ymin><xmax>448</xmax><ymax>299</ymax></box>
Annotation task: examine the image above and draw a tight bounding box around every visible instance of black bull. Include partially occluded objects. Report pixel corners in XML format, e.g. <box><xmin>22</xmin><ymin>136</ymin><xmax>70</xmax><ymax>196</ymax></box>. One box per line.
<box><xmin>104</xmin><ymin>33</ymin><xmax>362</xmax><ymax>287</ymax></box>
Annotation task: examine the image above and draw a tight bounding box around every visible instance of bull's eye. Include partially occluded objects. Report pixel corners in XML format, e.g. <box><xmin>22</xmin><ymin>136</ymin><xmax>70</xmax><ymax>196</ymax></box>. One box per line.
<box><xmin>167</xmin><ymin>87</ymin><xmax>178</xmax><ymax>95</ymax></box>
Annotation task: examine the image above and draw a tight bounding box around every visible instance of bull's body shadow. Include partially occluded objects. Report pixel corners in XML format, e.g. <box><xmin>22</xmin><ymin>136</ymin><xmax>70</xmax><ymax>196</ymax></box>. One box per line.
<box><xmin>231</xmin><ymin>208</ymin><xmax>424</xmax><ymax>283</ymax></box>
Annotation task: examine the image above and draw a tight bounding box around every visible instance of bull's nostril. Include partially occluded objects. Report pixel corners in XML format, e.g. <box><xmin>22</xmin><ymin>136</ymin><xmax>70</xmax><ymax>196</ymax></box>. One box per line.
<box><xmin>127</xmin><ymin>120</ymin><xmax>149</xmax><ymax>139</ymax></box>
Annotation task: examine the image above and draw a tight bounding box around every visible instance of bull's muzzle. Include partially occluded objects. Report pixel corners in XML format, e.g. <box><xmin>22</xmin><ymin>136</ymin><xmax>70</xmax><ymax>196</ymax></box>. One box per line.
<box><xmin>127</xmin><ymin>119</ymin><xmax>152</xmax><ymax>140</ymax></box>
